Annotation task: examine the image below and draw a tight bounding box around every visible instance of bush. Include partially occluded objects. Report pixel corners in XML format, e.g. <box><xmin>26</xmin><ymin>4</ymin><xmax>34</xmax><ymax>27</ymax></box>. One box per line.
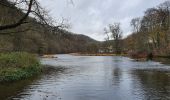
<box><xmin>0</xmin><ymin>52</ymin><xmax>39</xmax><ymax>68</ymax></box>
<box><xmin>0</xmin><ymin>52</ymin><xmax>42</xmax><ymax>83</ymax></box>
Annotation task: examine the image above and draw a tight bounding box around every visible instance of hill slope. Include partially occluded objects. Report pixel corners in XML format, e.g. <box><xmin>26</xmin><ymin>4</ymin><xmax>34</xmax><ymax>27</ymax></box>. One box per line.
<box><xmin>0</xmin><ymin>1</ymin><xmax>99</xmax><ymax>54</ymax></box>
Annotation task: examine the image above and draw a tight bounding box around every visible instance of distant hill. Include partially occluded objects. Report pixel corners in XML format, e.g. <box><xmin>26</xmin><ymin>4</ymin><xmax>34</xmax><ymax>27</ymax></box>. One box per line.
<box><xmin>0</xmin><ymin>0</ymin><xmax>99</xmax><ymax>54</ymax></box>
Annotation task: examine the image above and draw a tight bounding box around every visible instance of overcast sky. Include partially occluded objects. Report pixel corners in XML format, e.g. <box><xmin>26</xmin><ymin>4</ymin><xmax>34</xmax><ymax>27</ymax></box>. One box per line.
<box><xmin>39</xmin><ymin>0</ymin><xmax>167</xmax><ymax>41</ymax></box>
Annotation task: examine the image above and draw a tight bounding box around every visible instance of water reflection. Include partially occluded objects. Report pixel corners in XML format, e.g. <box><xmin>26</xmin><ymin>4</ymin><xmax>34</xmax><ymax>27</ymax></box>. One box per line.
<box><xmin>0</xmin><ymin>77</ymin><xmax>39</xmax><ymax>100</ymax></box>
<box><xmin>0</xmin><ymin>66</ymin><xmax>67</xmax><ymax>100</ymax></box>
<box><xmin>112</xmin><ymin>67</ymin><xmax>122</xmax><ymax>85</ymax></box>
<box><xmin>131</xmin><ymin>69</ymin><xmax>170</xmax><ymax>100</ymax></box>
<box><xmin>154</xmin><ymin>57</ymin><xmax>170</xmax><ymax>65</ymax></box>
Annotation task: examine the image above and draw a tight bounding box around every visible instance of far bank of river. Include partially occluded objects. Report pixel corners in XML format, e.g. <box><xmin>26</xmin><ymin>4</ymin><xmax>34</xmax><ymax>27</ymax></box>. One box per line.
<box><xmin>70</xmin><ymin>53</ymin><xmax>170</xmax><ymax>64</ymax></box>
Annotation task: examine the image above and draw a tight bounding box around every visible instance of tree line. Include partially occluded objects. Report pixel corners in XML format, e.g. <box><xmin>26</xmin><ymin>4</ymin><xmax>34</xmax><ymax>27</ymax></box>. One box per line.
<box><xmin>125</xmin><ymin>1</ymin><xmax>170</xmax><ymax>57</ymax></box>
<box><xmin>103</xmin><ymin>1</ymin><xmax>170</xmax><ymax>57</ymax></box>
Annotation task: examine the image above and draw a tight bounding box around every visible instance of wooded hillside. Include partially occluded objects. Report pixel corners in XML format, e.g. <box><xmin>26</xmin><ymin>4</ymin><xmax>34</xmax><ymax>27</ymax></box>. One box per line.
<box><xmin>0</xmin><ymin>0</ymin><xmax>99</xmax><ymax>54</ymax></box>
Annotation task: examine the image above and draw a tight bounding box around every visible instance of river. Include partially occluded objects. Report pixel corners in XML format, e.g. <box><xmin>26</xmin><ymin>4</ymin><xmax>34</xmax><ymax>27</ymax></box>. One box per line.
<box><xmin>0</xmin><ymin>54</ymin><xmax>170</xmax><ymax>100</ymax></box>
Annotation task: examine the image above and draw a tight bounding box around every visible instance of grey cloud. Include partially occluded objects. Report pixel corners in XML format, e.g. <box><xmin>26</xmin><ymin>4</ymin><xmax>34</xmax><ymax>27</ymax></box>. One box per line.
<box><xmin>39</xmin><ymin>0</ymin><xmax>167</xmax><ymax>41</ymax></box>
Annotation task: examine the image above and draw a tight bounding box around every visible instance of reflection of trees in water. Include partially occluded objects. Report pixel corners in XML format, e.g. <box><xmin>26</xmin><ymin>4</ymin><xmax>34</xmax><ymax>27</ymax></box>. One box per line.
<box><xmin>0</xmin><ymin>74</ymin><xmax>40</xmax><ymax>100</ymax></box>
<box><xmin>0</xmin><ymin>66</ymin><xmax>66</xmax><ymax>100</ymax></box>
<box><xmin>131</xmin><ymin>69</ymin><xmax>170</xmax><ymax>100</ymax></box>
<box><xmin>111</xmin><ymin>57</ymin><xmax>123</xmax><ymax>86</ymax></box>
<box><xmin>112</xmin><ymin>67</ymin><xmax>122</xmax><ymax>85</ymax></box>
<box><xmin>154</xmin><ymin>58</ymin><xmax>170</xmax><ymax>65</ymax></box>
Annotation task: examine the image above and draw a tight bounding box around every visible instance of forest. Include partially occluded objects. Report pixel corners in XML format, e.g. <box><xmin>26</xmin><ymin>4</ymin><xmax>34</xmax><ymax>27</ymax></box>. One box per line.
<box><xmin>123</xmin><ymin>1</ymin><xmax>170</xmax><ymax>57</ymax></box>
<box><xmin>100</xmin><ymin>1</ymin><xmax>170</xmax><ymax>58</ymax></box>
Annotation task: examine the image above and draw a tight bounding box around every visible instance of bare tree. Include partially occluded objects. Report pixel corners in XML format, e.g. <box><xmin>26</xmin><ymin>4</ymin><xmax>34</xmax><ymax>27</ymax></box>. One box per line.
<box><xmin>0</xmin><ymin>0</ymin><xmax>48</xmax><ymax>31</ymax></box>
<box><xmin>131</xmin><ymin>17</ymin><xmax>141</xmax><ymax>33</ymax></box>
<box><xmin>0</xmin><ymin>0</ymin><xmax>72</xmax><ymax>36</ymax></box>
<box><xmin>109</xmin><ymin>23</ymin><xmax>122</xmax><ymax>40</ymax></box>
<box><xmin>127</xmin><ymin>1</ymin><xmax>170</xmax><ymax>55</ymax></box>
<box><xmin>105</xmin><ymin>23</ymin><xmax>122</xmax><ymax>54</ymax></box>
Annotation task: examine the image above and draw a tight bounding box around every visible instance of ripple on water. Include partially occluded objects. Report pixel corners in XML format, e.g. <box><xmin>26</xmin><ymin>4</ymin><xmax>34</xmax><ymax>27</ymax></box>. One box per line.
<box><xmin>0</xmin><ymin>55</ymin><xmax>170</xmax><ymax>100</ymax></box>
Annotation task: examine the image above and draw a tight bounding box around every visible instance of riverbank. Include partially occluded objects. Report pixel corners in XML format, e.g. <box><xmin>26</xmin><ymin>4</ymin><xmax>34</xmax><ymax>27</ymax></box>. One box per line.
<box><xmin>70</xmin><ymin>53</ymin><xmax>127</xmax><ymax>56</ymax></box>
<box><xmin>0</xmin><ymin>52</ymin><xmax>42</xmax><ymax>83</ymax></box>
<box><xmin>70</xmin><ymin>53</ymin><xmax>147</xmax><ymax>61</ymax></box>
<box><xmin>41</xmin><ymin>54</ymin><xmax>58</xmax><ymax>58</ymax></box>
<box><xmin>70</xmin><ymin>53</ymin><xmax>170</xmax><ymax>63</ymax></box>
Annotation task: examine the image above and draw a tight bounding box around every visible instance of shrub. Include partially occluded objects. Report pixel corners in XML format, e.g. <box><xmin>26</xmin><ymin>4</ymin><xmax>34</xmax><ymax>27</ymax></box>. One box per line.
<box><xmin>0</xmin><ymin>52</ymin><xmax>39</xmax><ymax>68</ymax></box>
<box><xmin>0</xmin><ymin>52</ymin><xmax>42</xmax><ymax>83</ymax></box>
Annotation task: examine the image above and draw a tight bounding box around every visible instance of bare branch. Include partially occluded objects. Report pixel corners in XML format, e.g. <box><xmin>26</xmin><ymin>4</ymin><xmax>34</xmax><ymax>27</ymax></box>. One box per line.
<box><xmin>0</xmin><ymin>0</ymin><xmax>34</xmax><ymax>30</ymax></box>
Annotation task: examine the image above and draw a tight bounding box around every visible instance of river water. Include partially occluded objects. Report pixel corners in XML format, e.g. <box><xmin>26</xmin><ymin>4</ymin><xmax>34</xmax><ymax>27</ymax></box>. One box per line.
<box><xmin>0</xmin><ymin>54</ymin><xmax>170</xmax><ymax>100</ymax></box>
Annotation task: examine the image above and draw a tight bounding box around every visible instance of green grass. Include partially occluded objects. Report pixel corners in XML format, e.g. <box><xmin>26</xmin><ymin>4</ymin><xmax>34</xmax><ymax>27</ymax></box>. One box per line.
<box><xmin>0</xmin><ymin>52</ymin><xmax>42</xmax><ymax>83</ymax></box>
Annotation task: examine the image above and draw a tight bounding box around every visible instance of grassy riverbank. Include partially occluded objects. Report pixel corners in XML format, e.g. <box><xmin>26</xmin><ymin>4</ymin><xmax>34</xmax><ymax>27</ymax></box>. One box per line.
<box><xmin>0</xmin><ymin>52</ymin><xmax>42</xmax><ymax>83</ymax></box>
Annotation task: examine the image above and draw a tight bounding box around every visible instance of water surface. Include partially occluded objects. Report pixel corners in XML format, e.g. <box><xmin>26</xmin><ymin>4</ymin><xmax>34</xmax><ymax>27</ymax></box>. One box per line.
<box><xmin>0</xmin><ymin>54</ymin><xmax>170</xmax><ymax>100</ymax></box>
